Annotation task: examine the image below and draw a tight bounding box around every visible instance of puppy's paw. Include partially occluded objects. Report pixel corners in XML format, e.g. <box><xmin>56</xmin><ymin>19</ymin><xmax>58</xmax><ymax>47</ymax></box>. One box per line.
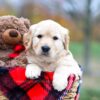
<box><xmin>25</xmin><ymin>64</ymin><xmax>41</xmax><ymax>79</ymax></box>
<box><xmin>53</xmin><ymin>73</ymin><xmax>68</xmax><ymax>91</ymax></box>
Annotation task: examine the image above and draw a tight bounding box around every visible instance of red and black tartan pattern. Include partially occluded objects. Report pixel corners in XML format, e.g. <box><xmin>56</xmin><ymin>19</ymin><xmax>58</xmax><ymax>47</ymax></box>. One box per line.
<box><xmin>0</xmin><ymin>45</ymin><xmax>82</xmax><ymax>100</ymax></box>
<box><xmin>0</xmin><ymin>66</ymin><xmax>71</xmax><ymax>100</ymax></box>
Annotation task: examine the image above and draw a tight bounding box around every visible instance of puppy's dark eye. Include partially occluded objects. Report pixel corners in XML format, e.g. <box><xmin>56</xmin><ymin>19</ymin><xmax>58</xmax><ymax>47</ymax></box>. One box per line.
<box><xmin>37</xmin><ymin>34</ymin><xmax>43</xmax><ymax>38</ymax></box>
<box><xmin>53</xmin><ymin>36</ymin><xmax>58</xmax><ymax>40</ymax></box>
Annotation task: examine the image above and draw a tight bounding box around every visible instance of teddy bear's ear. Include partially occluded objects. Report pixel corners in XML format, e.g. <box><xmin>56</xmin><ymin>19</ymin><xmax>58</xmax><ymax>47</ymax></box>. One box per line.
<box><xmin>20</xmin><ymin>17</ymin><xmax>30</xmax><ymax>29</ymax></box>
<box><xmin>23</xmin><ymin>24</ymin><xmax>37</xmax><ymax>50</ymax></box>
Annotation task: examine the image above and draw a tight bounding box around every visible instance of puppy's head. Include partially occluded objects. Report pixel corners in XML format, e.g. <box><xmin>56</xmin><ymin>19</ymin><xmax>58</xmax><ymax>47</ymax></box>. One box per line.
<box><xmin>23</xmin><ymin>20</ymin><xmax>69</xmax><ymax>59</ymax></box>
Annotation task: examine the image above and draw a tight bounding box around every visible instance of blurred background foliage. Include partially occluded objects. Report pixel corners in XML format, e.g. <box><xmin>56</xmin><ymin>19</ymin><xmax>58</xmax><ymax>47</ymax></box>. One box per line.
<box><xmin>0</xmin><ymin>0</ymin><xmax>100</xmax><ymax>99</ymax></box>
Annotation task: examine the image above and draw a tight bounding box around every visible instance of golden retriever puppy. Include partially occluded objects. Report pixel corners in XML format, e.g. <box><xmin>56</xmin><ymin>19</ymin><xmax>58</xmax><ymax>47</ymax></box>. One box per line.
<box><xmin>23</xmin><ymin>20</ymin><xmax>82</xmax><ymax>91</ymax></box>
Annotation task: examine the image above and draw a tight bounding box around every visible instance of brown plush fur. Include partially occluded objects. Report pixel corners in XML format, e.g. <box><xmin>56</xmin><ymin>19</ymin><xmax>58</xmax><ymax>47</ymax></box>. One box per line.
<box><xmin>0</xmin><ymin>15</ymin><xmax>30</xmax><ymax>50</ymax></box>
<box><xmin>0</xmin><ymin>15</ymin><xmax>30</xmax><ymax>67</ymax></box>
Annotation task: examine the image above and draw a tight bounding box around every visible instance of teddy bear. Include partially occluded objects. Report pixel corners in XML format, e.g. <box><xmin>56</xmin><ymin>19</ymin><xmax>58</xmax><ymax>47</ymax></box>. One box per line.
<box><xmin>0</xmin><ymin>15</ymin><xmax>30</xmax><ymax>67</ymax></box>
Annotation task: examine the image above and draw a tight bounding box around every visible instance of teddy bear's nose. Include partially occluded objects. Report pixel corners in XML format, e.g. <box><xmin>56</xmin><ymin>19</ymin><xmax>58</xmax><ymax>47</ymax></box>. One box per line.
<box><xmin>9</xmin><ymin>30</ymin><xmax>18</xmax><ymax>37</ymax></box>
<box><xmin>2</xmin><ymin>29</ymin><xmax>22</xmax><ymax>45</ymax></box>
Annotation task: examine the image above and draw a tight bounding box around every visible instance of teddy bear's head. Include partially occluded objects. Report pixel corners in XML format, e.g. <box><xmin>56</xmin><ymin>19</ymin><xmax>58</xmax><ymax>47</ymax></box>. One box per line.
<box><xmin>0</xmin><ymin>16</ymin><xmax>30</xmax><ymax>50</ymax></box>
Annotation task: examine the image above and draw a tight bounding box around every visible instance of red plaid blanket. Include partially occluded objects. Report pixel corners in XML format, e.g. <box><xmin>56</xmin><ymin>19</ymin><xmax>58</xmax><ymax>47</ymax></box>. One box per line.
<box><xmin>0</xmin><ymin>66</ymin><xmax>80</xmax><ymax>100</ymax></box>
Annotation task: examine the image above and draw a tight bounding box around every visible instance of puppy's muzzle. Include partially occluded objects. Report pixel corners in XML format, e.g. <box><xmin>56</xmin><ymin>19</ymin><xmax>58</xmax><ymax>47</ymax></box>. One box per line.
<box><xmin>41</xmin><ymin>45</ymin><xmax>50</xmax><ymax>55</ymax></box>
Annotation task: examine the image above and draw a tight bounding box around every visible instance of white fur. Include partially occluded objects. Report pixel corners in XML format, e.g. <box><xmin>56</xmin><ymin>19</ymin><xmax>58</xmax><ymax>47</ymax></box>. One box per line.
<box><xmin>24</xmin><ymin>20</ymin><xmax>82</xmax><ymax>91</ymax></box>
<box><xmin>53</xmin><ymin>51</ymin><xmax>82</xmax><ymax>91</ymax></box>
<box><xmin>25</xmin><ymin>64</ymin><xmax>42</xmax><ymax>79</ymax></box>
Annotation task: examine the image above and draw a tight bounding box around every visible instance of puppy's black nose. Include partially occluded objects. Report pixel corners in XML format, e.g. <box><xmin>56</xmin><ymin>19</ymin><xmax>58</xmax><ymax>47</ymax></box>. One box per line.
<box><xmin>42</xmin><ymin>45</ymin><xmax>50</xmax><ymax>53</ymax></box>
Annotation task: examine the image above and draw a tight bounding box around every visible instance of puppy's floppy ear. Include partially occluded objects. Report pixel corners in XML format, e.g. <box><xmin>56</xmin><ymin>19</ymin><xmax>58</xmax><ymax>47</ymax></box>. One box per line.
<box><xmin>23</xmin><ymin>31</ymin><xmax>32</xmax><ymax>50</ymax></box>
<box><xmin>23</xmin><ymin>24</ymin><xmax>37</xmax><ymax>50</ymax></box>
<box><xmin>62</xmin><ymin>27</ymin><xmax>70</xmax><ymax>51</ymax></box>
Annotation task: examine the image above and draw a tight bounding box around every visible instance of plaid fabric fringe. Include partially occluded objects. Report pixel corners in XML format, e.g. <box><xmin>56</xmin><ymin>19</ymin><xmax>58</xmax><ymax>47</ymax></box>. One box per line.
<box><xmin>0</xmin><ymin>66</ymin><xmax>82</xmax><ymax>100</ymax></box>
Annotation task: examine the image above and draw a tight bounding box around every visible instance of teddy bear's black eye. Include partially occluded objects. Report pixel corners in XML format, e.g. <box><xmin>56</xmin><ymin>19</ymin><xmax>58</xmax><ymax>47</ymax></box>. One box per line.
<box><xmin>37</xmin><ymin>34</ymin><xmax>43</xmax><ymax>39</ymax></box>
<box><xmin>53</xmin><ymin>36</ymin><xmax>58</xmax><ymax>40</ymax></box>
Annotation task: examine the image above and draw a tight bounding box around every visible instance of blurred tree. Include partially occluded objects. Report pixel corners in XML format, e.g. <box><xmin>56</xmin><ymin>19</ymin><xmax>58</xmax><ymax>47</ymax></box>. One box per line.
<box><xmin>0</xmin><ymin>0</ymin><xmax>14</xmax><ymax>15</ymax></box>
<box><xmin>17</xmin><ymin>0</ymin><xmax>34</xmax><ymax>20</ymax></box>
<box><xmin>83</xmin><ymin>0</ymin><xmax>92</xmax><ymax>74</ymax></box>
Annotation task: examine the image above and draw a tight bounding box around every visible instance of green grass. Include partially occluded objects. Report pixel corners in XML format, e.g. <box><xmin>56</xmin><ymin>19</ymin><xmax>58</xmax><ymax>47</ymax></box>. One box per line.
<box><xmin>91</xmin><ymin>42</ymin><xmax>100</xmax><ymax>59</ymax></box>
<box><xmin>80</xmin><ymin>88</ymin><xmax>100</xmax><ymax>100</ymax></box>
<box><xmin>70</xmin><ymin>42</ymin><xmax>84</xmax><ymax>57</ymax></box>
<box><xmin>69</xmin><ymin>41</ymin><xmax>100</xmax><ymax>59</ymax></box>
<box><xmin>69</xmin><ymin>41</ymin><xmax>100</xmax><ymax>100</ymax></box>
